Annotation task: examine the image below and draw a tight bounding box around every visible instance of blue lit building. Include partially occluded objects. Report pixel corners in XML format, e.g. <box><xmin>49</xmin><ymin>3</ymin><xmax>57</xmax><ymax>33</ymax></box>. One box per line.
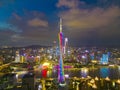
<box><xmin>100</xmin><ymin>54</ymin><xmax>109</xmax><ymax>64</ymax></box>
<box><xmin>90</xmin><ymin>53</ymin><xmax>94</xmax><ymax>60</ymax></box>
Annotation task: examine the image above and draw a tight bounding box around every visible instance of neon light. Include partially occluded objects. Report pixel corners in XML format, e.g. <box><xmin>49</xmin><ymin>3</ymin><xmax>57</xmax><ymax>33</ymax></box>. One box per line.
<box><xmin>42</xmin><ymin>69</ymin><xmax>47</xmax><ymax>78</ymax></box>
<box><xmin>58</xmin><ymin>18</ymin><xmax>65</xmax><ymax>83</ymax></box>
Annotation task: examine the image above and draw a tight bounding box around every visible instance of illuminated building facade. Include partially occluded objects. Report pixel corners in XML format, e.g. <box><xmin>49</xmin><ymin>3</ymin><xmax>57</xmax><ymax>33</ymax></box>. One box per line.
<box><xmin>100</xmin><ymin>54</ymin><xmax>109</xmax><ymax>64</ymax></box>
<box><xmin>63</xmin><ymin>37</ymin><xmax>68</xmax><ymax>55</ymax></box>
<box><xmin>20</xmin><ymin>55</ymin><xmax>25</xmax><ymax>63</ymax></box>
<box><xmin>15</xmin><ymin>51</ymin><xmax>20</xmax><ymax>62</ymax></box>
<box><xmin>90</xmin><ymin>52</ymin><xmax>95</xmax><ymax>60</ymax></box>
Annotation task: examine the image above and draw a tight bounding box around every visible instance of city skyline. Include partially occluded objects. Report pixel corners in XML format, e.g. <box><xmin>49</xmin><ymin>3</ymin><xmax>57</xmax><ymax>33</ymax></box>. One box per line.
<box><xmin>0</xmin><ymin>0</ymin><xmax>120</xmax><ymax>47</ymax></box>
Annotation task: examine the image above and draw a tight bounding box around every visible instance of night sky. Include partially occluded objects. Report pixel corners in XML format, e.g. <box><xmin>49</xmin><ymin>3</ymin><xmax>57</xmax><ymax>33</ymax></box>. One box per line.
<box><xmin>0</xmin><ymin>0</ymin><xmax>120</xmax><ymax>47</ymax></box>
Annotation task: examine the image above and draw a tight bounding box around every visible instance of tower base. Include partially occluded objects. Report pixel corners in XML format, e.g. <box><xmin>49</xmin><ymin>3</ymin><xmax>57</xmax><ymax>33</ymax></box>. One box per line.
<box><xmin>59</xmin><ymin>81</ymin><xmax>66</xmax><ymax>87</ymax></box>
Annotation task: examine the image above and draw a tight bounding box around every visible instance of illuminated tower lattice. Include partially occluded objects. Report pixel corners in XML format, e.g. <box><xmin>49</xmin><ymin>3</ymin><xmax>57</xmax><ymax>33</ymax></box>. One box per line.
<box><xmin>58</xmin><ymin>18</ymin><xmax>65</xmax><ymax>84</ymax></box>
<box><xmin>100</xmin><ymin>54</ymin><xmax>108</xmax><ymax>64</ymax></box>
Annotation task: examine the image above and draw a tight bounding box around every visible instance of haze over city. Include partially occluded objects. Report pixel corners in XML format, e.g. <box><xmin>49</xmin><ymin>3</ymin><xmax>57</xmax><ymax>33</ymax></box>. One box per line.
<box><xmin>0</xmin><ymin>0</ymin><xmax>120</xmax><ymax>47</ymax></box>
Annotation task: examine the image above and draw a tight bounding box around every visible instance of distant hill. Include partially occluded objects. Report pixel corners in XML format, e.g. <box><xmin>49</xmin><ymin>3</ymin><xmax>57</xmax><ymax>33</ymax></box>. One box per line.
<box><xmin>0</xmin><ymin>45</ymin><xmax>51</xmax><ymax>49</ymax></box>
<box><xmin>24</xmin><ymin>45</ymin><xmax>51</xmax><ymax>48</ymax></box>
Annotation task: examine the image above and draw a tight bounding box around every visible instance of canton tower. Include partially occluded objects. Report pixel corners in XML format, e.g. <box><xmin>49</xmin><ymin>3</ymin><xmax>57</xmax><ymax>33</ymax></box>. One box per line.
<box><xmin>58</xmin><ymin>18</ymin><xmax>65</xmax><ymax>84</ymax></box>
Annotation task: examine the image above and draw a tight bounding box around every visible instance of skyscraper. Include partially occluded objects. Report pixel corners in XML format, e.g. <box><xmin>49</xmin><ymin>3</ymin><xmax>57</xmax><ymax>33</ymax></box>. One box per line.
<box><xmin>15</xmin><ymin>50</ymin><xmax>20</xmax><ymax>63</ymax></box>
<box><xmin>63</xmin><ymin>37</ymin><xmax>68</xmax><ymax>55</ymax></box>
<box><xmin>58</xmin><ymin>18</ymin><xmax>65</xmax><ymax>85</ymax></box>
<box><xmin>100</xmin><ymin>54</ymin><xmax>109</xmax><ymax>64</ymax></box>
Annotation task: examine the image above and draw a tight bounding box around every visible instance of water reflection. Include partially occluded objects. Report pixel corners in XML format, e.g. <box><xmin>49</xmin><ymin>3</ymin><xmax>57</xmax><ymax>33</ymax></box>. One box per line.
<box><xmin>100</xmin><ymin>68</ymin><xmax>109</xmax><ymax>78</ymax></box>
<box><xmin>80</xmin><ymin>68</ymin><xmax>88</xmax><ymax>78</ymax></box>
<box><xmin>41</xmin><ymin>69</ymin><xmax>47</xmax><ymax>78</ymax></box>
<box><xmin>41</xmin><ymin>69</ymin><xmax>53</xmax><ymax>78</ymax></box>
<box><xmin>35</xmin><ymin>66</ymin><xmax>120</xmax><ymax>79</ymax></box>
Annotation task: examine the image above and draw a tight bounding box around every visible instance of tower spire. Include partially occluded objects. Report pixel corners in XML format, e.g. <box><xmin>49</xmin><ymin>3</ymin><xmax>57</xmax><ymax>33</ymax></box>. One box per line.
<box><xmin>60</xmin><ymin>18</ymin><xmax>62</xmax><ymax>32</ymax></box>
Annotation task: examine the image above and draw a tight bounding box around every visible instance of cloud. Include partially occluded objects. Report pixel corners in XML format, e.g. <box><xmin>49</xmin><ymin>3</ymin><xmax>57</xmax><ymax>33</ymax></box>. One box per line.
<box><xmin>57</xmin><ymin>0</ymin><xmax>120</xmax><ymax>30</ymax></box>
<box><xmin>0</xmin><ymin>22</ymin><xmax>22</xmax><ymax>33</ymax></box>
<box><xmin>12</xmin><ymin>13</ymin><xmax>22</xmax><ymax>20</ymax></box>
<box><xmin>57</xmin><ymin>0</ymin><xmax>79</xmax><ymax>8</ymax></box>
<box><xmin>0</xmin><ymin>31</ymin><xmax>15</xmax><ymax>46</ymax></box>
<box><xmin>10</xmin><ymin>11</ymin><xmax>48</xmax><ymax>29</ymax></box>
<box><xmin>56</xmin><ymin>0</ymin><xmax>120</xmax><ymax>46</ymax></box>
<box><xmin>0</xmin><ymin>10</ymin><xmax>50</xmax><ymax>46</ymax></box>
<box><xmin>11</xmin><ymin>34</ymin><xmax>24</xmax><ymax>42</ymax></box>
<box><xmin>98</xmin><ymin>0</ymin><xmax>120</xmax><ymax>7</ymax></box>
<box><xmin>7</xmin><ymin>11</ymin><xmax>55</xmax><ymax>46</ymax></box>
<box><xmin>28</xmin><ymin>18</ymin><xmax>48</xmax><ymax>27</ymax></box>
